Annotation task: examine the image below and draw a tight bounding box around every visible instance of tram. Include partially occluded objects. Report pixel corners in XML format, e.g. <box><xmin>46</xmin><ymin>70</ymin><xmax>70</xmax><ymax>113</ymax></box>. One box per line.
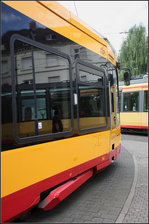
<box><xmin>119</xmin><ymin>75</ymin><xmax>148</xmax><ymax>133</ymax></box>
<box><xmin>1</xmin><ymin>1</ymin><xmax>121</xmax><ymax>222</ymax></box>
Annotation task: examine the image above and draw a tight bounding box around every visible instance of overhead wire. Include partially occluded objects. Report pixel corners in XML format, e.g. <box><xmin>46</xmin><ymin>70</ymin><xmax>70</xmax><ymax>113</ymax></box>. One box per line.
<box><xmin>73</xmin><ymin>1</ymin><xmax>79</xmax><ymax>17</ymax></box>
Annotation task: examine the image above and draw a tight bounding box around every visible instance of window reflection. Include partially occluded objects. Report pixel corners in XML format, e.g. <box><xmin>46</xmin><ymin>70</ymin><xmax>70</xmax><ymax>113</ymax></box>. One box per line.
<box><xmin>123</xmin><ymin>92</ymin><xmax>139</xmax><ymax>112</ymax></box>
<box><xmin>78</xmin><ymin>68</ymin><xmax>106</xmax><ymax>130</ymax></box>
<box><xmin>79</xmin><ymin>87</ymin><xmax>104</xmax><ymax>117</ymax></box>
<box><xmin>14</xmin><ymin>39</ymin><xmax>71</xmax><ymax>138</ymax></box>
<box><xmin>144</xmin><ymin>91</ymin><xmax>148</xmax><ymax>112</ymax></box>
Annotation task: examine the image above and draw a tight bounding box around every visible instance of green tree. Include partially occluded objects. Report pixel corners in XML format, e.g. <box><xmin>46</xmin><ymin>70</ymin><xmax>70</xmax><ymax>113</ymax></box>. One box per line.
<box><xmin>118</xmin><ymin>24</ymin><xmax>148</xmax><ymax>80</ymax></box>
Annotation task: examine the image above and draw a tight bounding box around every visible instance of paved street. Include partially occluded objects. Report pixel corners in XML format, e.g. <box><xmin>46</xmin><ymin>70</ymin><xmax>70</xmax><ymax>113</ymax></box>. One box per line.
<box><xmin>16</xmin><ymin>134</ymin><xmax>148</xmax><ymax>223</ymax></box>
<box><xmin>120</xmin><ymin>134</ymin><xmax>148</xmax><ymax>223</ymax></box>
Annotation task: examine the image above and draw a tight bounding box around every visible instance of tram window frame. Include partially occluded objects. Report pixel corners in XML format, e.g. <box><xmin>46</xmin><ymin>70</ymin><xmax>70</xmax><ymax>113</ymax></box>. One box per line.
<box><xmin>111</xmin><ymin>92</ymin><xmax>114</xmax><ymax>112</ymax></box>
<box><xmin>10</xmin><ymin>34</ymin><xmax>73</xmax><ymax>144</ymax></box>
<box><xmin>144</xmin><ymin>90</ymin><xmax>148</xmax><ymax>112</ymax></box>
<box><xmin>76</xmin><ymin>59</ymin><xmax>107</xmax><ymax>133</ymax></box>
<box><xmin>118</xmin><ymin>91</ymin><xmax>122</xmax><ymax>112</ymax></box>
<box><xmin>123</xmin><ymin>91</ymin><xmax>139</xmax><ymax>112</ymax></box>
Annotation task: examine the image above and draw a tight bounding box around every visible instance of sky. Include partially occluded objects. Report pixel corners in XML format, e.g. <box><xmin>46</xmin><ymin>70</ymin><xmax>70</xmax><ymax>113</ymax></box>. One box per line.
<box><xmin>57</xmin><ymin>1</ymin><xmax>148</xmax><ymax>56</ymax></box>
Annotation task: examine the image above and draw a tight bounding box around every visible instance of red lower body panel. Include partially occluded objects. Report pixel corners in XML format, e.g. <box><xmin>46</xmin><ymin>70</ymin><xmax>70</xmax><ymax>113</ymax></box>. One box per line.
<box><xmin>38</xmin><ymin>169</ymin><xmax>93</xmax><ymax>210</ymax></box>
<box><xmin>109</xmin><ymin>144</ymin><xmax>121</xmax><ymax>161</ymax></box>
<box><xmin>121</xmin><ymin>125</ymin><xmax>148</xmax><ymax>129</ymax></box>
<box><xmin>1</xmin><ymin>144</ymin><xmax>121</xmax><ymax>223</ymax></box>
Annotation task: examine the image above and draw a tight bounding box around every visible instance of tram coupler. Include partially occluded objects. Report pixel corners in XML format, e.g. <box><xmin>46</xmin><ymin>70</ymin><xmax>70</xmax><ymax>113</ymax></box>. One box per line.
<box><xmin>38</xmin><ymin>169</ymin><xmax>93</xmax><ymax>211</ymax></box>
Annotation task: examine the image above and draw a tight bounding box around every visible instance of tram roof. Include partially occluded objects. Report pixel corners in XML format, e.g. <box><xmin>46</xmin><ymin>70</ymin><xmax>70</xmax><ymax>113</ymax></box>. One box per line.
<box><xmin>40</xmin><ymin>1</ymin><xmax>116</xmax><ymax>60</ymax></box>
<box><xmin>3</xmin><ymin>1</ymin><xmax>116</xmax><ymax>65</ymax></box>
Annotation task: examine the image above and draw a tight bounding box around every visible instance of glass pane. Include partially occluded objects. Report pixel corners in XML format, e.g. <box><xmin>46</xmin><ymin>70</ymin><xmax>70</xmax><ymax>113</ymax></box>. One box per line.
<box><xmin>50</xmin><ymin>87</ymin><xmax>71</xmax><ymax>133</ymax></box>
<box><xmin>79</xmin><ymin>70</ymin><xmax>103</xmax><ymax>85</ymax></box>
<box><xmin>33</xmin><ymin>48</ymin><xmax>71</xmax><ymax>134</ymax></box>
<box><xmin>144</xmin><ymin>91</ymin><xmax>148</xmax><ymax>112</ymax></box>
<box><xmin>123</xmin><ymin>92</ymin><xmax>139</xmax><ymax>112</ymax></box>
<box><xmin>21</xmin><ymin>98</ymin><xmax>35</xmax><ymax>121</ymax></box>
<box><xmin>20</xmin><ymin>92</ymin><xmax>47</xmax><ymax>121</ymax></box>
<box><xmin>37</xmin><ymin>98</ymin><xmax>47</xmax><ymax>120</ymax></box>
<box><xmin>22</xmin><ymin>57</ymin><xmax>32</xmax><ymax>70</ymax></box>
<box><xmin>118</xmin><ymin>92</ymin><xmax>122</xmax><ymax>112</ymax></box>
<box><xmin>78</xmin><ymin>67</ymin><xmax>106</xmax><ymax>130</ymax></box>
<box><xmin>79</xmin><ymin>85</ymin><xmax>106</xmax><ymax>129</ymax></box>
<box><xmin>14</xmin><ymin>40</ymin><xmax>36</xmax><ymax>137</ymax></box>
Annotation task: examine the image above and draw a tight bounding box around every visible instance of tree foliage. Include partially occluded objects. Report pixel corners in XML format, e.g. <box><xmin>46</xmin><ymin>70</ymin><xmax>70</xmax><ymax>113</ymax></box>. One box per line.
<box><xmin>118</xmin><ymin>24</ymin><xmax>148</xmax><ymax>80</ymax></box>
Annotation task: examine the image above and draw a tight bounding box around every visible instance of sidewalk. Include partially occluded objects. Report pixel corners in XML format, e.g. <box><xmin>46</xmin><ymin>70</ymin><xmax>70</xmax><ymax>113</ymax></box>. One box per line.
<box><xmin>117</xmin><ymin>134</ymin><xmax>148</xmax><ymax>223</ymax></box>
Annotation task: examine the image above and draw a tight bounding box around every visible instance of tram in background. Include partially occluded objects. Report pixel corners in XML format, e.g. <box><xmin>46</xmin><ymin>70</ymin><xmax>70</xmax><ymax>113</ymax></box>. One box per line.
<box><xmin>119</xmin><ymin>75</ymin><xmax>148</xmax><ymax>133</ymax></box>
<box><xmin>1</xmin><ymin>1</ymin><xmax>121</xmax><ymax>222</ymax></box>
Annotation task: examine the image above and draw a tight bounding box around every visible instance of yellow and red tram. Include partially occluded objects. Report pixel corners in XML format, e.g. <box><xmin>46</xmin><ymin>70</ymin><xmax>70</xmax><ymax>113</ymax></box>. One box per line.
<box><xmin>119</xmin><ymin>76</ymin><xmax>148</xmax><ymax>133</ymax></box>
<box><xmin>1</xmin><ymin>1</ymin><xmax>121</xmax><ymax>222</ymax></box>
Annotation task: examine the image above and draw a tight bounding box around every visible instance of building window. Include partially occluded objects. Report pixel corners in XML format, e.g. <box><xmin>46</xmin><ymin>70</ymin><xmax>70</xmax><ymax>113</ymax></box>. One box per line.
<box><xmin>80</xmin><ymin>47</ymin><xmax>87</xmax><ymax>59</ymax></box>
<box><xmin>46</xmin><ymin>33</ymin><xmax>56</xmax><ymax>41</ymax></box>
<box><xmin>80</xmin><ymin>75</ymin><xmax>87</xmax><ymax>82</ymax></box>
<box><xmin>22</xmin><ymin>57</ymin><xmax>32</xmax><ymax>70</ymax></box>
<box><xmin>74</xmin><ymin>49</ymin><xmax>80</xmax><ymax>59</ymax></box>
<box><xmin>23</xmin><ymin>79</ymin><xmax>33</xmax><ymax>85</ymax></box>
<box><xmin>2</xmin><ymin>61</ymin><xmax>8</xmax><ymax>74</ymax></box>
<box><xmin>74</xmin><ymin>47</ymin><xmax>87</xmax><ymax>60</ymax></box>
<box><xmin>48</xmin><ymin>76</ymin><xmax>60</xmax><ymax>83</ymax></box>
<box><xmin>46</xmin><ymin>54</ymin><xmax>58</xmax><ymax>67</ymax></box>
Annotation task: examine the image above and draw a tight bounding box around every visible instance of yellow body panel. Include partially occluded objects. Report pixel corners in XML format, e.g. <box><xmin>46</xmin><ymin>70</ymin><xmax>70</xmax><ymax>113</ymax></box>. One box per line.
<box><xmin>1</xmin><ymin>130</ymin><xmax>121</xmax><ymax>197</ymax></box>
<box><xmin>120</xmin><ymin>83</ymin><xmax>148</xmax><ymax>92</ymax></box>
<box><xmin>39</xmin><ymin>1</ymin><xmax>71</xmax><ymax>22</ymax></box>
<box><xmin>39</xmin><ymin>1</ymin><xmax>107</xmax><ymax>45</ymax></box>
<box><xmin>1</xmin><ymin>1</ymin><xmax>120</xmax><ymax>200</ymax></box>
<box><xmin>120</xmin><ymin>112</ymin><xmax>148</xmax><ymax>127</ymax></box>
<box><xmin>141</xmin><ymin>112</ymin><xmax>148</xmax><ymax>127</ymax></box>
<box><xmin>111</xmin><ymin>127</ymin><xmax>121</xmax><ymax>149</ymax></box>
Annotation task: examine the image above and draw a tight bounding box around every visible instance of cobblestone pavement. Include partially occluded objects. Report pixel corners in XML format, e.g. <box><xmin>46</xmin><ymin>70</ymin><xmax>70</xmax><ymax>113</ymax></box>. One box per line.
<box><xmin>121</xmin><ymin>134</ymin><xmax>148</xmax><ymax>224</ymax></box>
<box><xmin>17</xmin><ymin>134</ymin><xmax>148</xmax><ymax>223</ymax></box>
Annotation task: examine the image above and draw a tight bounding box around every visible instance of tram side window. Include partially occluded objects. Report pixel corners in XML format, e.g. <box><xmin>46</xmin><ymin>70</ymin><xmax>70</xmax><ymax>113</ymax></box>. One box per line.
<box><xmin>144</xmin><ymin>90</ymin><xmax>148</xmax><ymax>112</ymax></box>
<box><xmin>123</xmin><ymin>92</ymin><xmax>139</xmax><ymax>112</ymax></box>
<box><xmin>118</xmin><ymin>91</ymin><xmax>122</xmax><ymax>112</ymax></box>
<box><xmin>79</xmin><ymin>87</ymin><xmax>104</xmax><ymax>118</ymax></box>
<box><xmin>13</xmin><ymin>39</ymin><xmax>71</xmax><ymax>139</ymax></box>
<box><xmin>50</xmin><ymin>88</ymin><xmax>71</xmax><ymax>120</ymax></box>
<box><xmin>78</xmin><ymin>68</ymin><xmax>106</xmax><ymax>130</ymax></box>
<box><xmin>2</xmin><ymin>92</ymin><xmax>12</xmax><ymax>124</ymax></box>
<box><xmin>21</xmin><ymin>90</ymin><xmax>47</xmax><ymax>121</ymax></box>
